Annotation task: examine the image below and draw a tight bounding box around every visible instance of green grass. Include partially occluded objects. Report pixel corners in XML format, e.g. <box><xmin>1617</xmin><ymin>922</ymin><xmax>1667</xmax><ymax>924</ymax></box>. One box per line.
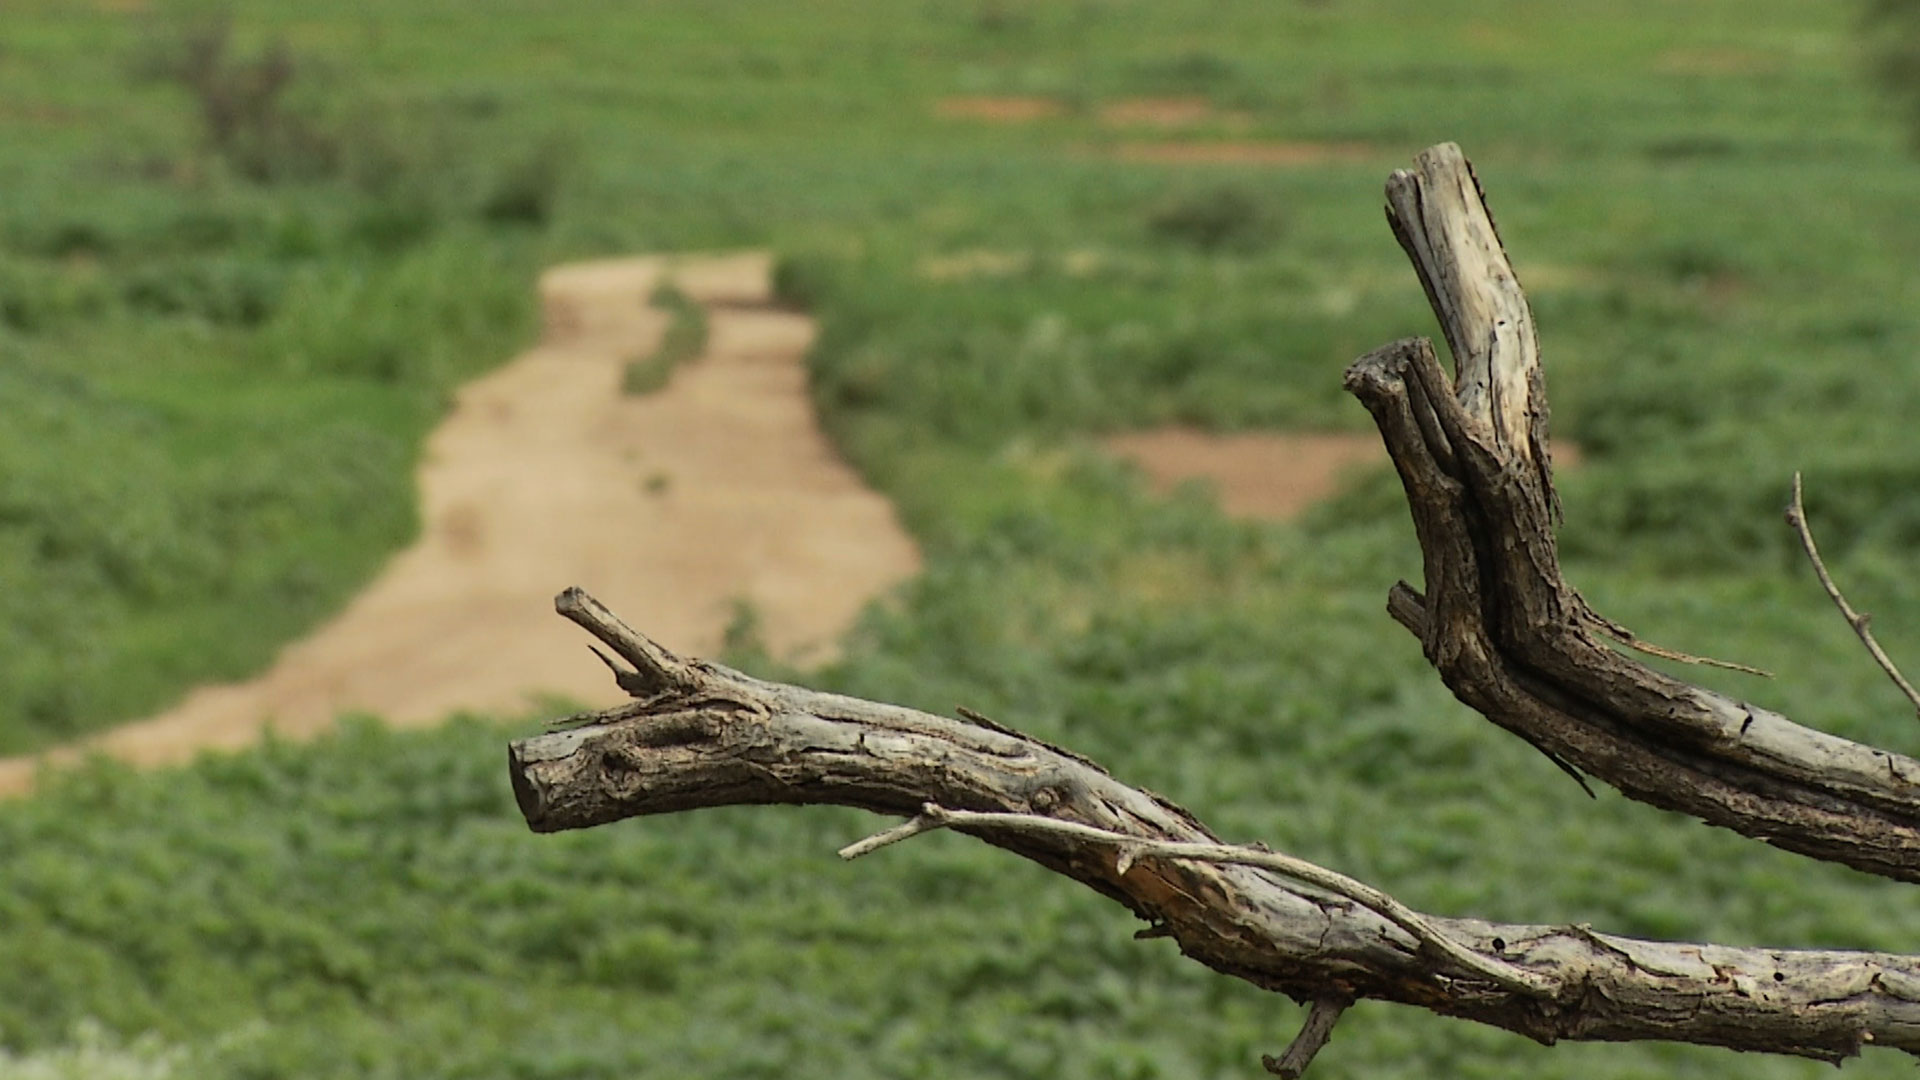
<box><xmin>7</xmin><ymin>0</ymin><xmax>1920</xmax><ymax>1076</ymax></box>
<box><xmin>622</xmin><ymin>283</ymin><xmax>709</xmax><ymax>395</ymax></box>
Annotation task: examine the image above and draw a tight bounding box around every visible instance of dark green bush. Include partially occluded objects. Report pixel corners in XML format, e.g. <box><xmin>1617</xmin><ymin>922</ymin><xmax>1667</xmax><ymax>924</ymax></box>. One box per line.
<box><xmin>1864</xmin><ymin>0</ymin><xmax>1920</xmax><ymax>149</ymax></box>
<box><xmin>622</xmin><ymin>283</ymin><xmax>709</xmax><ymax>395</ymax></box>
<box><xmin>1146</xmin><ymin>184</ymin><xmax>1284</xmax><ymax>252</ymax></box>
<box><xmin>136</xmin><ymin>17</ymin><xmax>338</xmax><ymax>183</ymax></box>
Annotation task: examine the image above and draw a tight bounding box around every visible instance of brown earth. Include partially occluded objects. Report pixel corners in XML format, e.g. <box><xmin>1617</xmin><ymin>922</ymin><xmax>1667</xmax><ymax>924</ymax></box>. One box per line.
<box><xmin>1105</xmin><ymin>429</ymin><xmax>1385</xmax><ymax>519</ymax></box>
<box><xmin>0</xmin><ymin>244</ymin><xmax>1569</xmax><ymax>796</ymax></box>
<box><xmin>0</xmin><ymin>252</ymin><xmax>921</xmax><ymax>796</ymax></box>
<box><xmin>1111</xmin><ymin>140</ymin><xmax>1378</xmax><ymax>166</ymax></box>
<box><xmin>1097</xmin><ymin>97</ymin><xmax>1251</xmax><ymax>131</ymax></box>
<box><xmin>917</xmin><ymin>248</ymin><xmax>1107</xmax><ymax>281</ymax></box>
<box><xmin>935</xmin><ymin>96</ymin><xmax>1065</xmax><ymax>123</ymax></box>
<box><xmin>1655</xmin><ymin>47</ymin><xmax>1780</xmax><ymax>76</ymax></box>
<box><xmin>1107</xmin><ymin>427</ymin><xmax>1582</xmax><ymax>521</ymax></box>
<box><xmin>934</xmin><ymin>96</ymin><xmax>1251</xmax><ymax>131</ymax></box>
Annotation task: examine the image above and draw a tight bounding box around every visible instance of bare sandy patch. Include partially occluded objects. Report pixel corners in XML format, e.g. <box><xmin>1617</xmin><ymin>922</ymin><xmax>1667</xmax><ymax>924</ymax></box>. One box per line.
<box><xmin>1107</xmin><ymin>427</ymin><xmax>1580</xmax><ymax>521</ymax></box>
<box><xmin>1514</xmin><ymin>262</ymin><xmax>1603</xmax><ymax>292</ymax></box>
<box><xmin>917</xmin><ymin>247</ymin><xmax>1109</xmax><ymax>282</ymax></box>
<box><xmin>935</xmin><ymin>96</ymin><xmax>1064</xmax><ymax>123</ymax></box>
<box><xmin>1655</xmin><ymin>47</ymin><xmax>1780</xmax><ymax>76</ymax></box>
<box><xmin>1106</xmin><ymin>429</ymin><xmax>1384</xmax><ymax>519</ymax></box>
<box><xmin>0</xmin><ymin>252</ymin><xmax>920</xmax><ymax>796</ymax></box>
<box><xmin>1113</xmin><ymin>140</ymin><xmax>1377</xmax><ymax>166</ymax></box>
<box><xmin>919</xmin><ymin>249</ymin><xmax>1032</xmax><ymax>281</ymax></box>
<box><xmin>1098</xmin><ymin>97</ymin><xmax>1250</xmax><ymax>131</ymax></box>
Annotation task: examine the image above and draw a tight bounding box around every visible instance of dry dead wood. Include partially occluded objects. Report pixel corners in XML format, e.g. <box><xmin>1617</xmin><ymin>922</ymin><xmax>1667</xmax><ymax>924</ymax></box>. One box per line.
<box><xmin>508</xmin><ymin>144</ymin><xmax>1920</xmax><ymax>1070</ymax></box>
<box><xmin>512</xmin><ymin>589</ymin><xmax>1920</xmax><ymax>1068</ymax></box>
<box><xmin>1351</xmin><ymin>144</ymin><xmax>1920</xmax><ymax>883</ymax></box>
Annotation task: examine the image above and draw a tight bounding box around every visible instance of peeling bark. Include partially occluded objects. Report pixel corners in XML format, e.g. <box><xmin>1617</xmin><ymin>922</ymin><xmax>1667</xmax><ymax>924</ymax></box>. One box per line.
<box><xmin>1359</xmin><ymin>144</ymin><xmax>1920</xmax><ymax>882</ymax></box>
<box><xmin>511</xmin><ymin>589</ymin><xmax>1920</xmax><ymax>1065</ymax></box>
<box><xmin>507</xmin><ymin>144</ymin><xmax>1920</xmax><ymax>1070</ymax></box>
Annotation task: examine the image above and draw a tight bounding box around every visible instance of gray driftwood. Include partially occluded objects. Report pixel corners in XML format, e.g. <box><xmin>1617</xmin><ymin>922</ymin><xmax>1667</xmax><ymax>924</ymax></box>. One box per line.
<box><xmin>509</xmin><ymin>144</ymin><xmax>1920</xmax><ymax>1070</ymax></box>
<box><xmin>1356</xmin><ymin>144</ymin><xmax>1920</xmax><ymax>883</ymax></box>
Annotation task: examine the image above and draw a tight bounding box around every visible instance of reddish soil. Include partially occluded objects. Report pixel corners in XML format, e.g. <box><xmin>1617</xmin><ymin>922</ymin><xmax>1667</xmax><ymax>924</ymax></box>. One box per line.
<box><xmin>934</xmin><ymin>96</ymin><xmax>1064</xmax><ymax>123</ymax></box>
<box><xmin>0</xmin><ymin>252</ymin><xmax>921</xmax><ymax>797</ymax></box>
<box><xmin>1655</xmin><ymin>47</ymin><xmax>1779</xmax><ymax>76</ymax></box>
<box><xmin>1105</xmin><ymin>429</ymin><xmax>1385</xmax><ymax>519</ymax></box>
<box><xmin>1097</xmin><ymin>97</ymin><xmax>1250</xmax><ymax>130</ymax></box>
<box><xmin>1107</xmin><ymin>427</ymin><xmax>1581</xmax><ymax>521</ymax></box>
<box><xmin>1111</xmin><ymin>140</ymin><xmax>1378</xmax><ymax>166</ymax></box>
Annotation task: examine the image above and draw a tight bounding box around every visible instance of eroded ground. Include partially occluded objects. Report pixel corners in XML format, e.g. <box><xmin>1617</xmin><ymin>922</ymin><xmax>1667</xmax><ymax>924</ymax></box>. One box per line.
<box><xmin>0</xmin><ymin>253</ymin><xmax>921</xmax><ymax>794</ymax></box>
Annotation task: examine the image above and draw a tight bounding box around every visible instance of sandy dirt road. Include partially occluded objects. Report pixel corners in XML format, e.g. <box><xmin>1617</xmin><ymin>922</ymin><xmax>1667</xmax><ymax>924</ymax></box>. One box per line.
<box><xmin>0</xmin><ymin>252</ymin><xmax>922</xmax><ymax>796</ymax></box>
<box><xmin>1104</xmin><ymin>428</ymin><xmax>1385</xmax><ymax>520</ymax></box>
<box><xmin>1106</xmin><ymin>429</ymin><xmax>1581</xmax><ymax>521</ymax></box>
<box><xmin>0</xmin><ymin>250</ymin><xmax>1488</xmax><ymax>798</ymax></box>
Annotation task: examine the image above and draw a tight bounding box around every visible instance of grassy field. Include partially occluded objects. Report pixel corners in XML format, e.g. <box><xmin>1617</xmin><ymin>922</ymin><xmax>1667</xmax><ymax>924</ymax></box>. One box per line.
<box><xmin>7</xmin><ymin>0</ymin><xmax>1920</xmax><ymax>1076</ymax></box>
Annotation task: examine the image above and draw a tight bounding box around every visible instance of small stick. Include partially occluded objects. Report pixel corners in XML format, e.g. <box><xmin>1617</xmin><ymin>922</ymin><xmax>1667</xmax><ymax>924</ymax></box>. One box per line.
<box><xmin>1575</xmin><ymin>596</ymin><xmax>1770</xmax><ymax>677</ymax></box>
<box><xmin>1585</xmin><ymin>614</ymin><xmax>1773</xmax><ymax>677</ymax></box>
<box><xmin>555</xmin><ymin>587</ymin><xmax>694</xmax><ymax>696</ymax></box>
<box><xmin>836</xmin><ymin>813</ymin><xmax>940</xmax><ymax>859</ymax></box>
<box><xmin>1787</xmin><ymin>473</ymin><xmax>1920</xmax><ymax>718</ymax></box>
<box><xmin>1263</xmin><ymin>997</ymin><xmax>1349</xmax><ymax>1078</ymax></box>
<box><xmin>840</xmin><ymin>804</ymin><xmax>1552</xmax><ymax>997</ymax></box>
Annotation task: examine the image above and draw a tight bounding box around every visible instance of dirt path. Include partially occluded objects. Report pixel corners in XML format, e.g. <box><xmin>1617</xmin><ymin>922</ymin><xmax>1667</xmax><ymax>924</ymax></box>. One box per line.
<box><xmin>0</xmin><ymin>252</ymin><xmax>921</xmax><ymax>796</ymax></box>
<box><xmin>1106</xmin><ymin>428</ymin><xmax>1581</xmax><ymax>521</ymax></box>
<box><xmin>1105</xmin><ymin>429</ymin><xmax>1385</xmax><ymax>520</ymax></box>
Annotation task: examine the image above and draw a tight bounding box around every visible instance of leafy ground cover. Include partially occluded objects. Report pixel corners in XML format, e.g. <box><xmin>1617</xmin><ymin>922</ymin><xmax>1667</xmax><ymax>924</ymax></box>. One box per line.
<box><xmin>622</xmin><ymin>282</ymin><xmax>708</xmax><ymax>396</ymax></box>
<box><xmin>7</xmin><ymin>0</ymin><xmax>1920</xmax><ymax>1076</ymax></box>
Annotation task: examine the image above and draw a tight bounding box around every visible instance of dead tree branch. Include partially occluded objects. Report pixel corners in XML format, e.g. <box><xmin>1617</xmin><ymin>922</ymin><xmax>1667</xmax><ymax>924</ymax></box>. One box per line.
<box><xmin>1353</xmin><ymin>143</ymin><xmax>1920</xmax><ymax>883</ymax></box>
<box><xmin>1265</xmin><ymin>998</ymin><xmax>1349</xmax><ymax>1079</ymax></box>
<box><xmin>513</xmin><ymin>587</ymin><xmax>1920</xmax><ymax>1067</ymax></box>
<box><xmin>509</xmin><ymin>144</ymin><xmax>1920</xmax><ymax>1070</ymax></box>
<box><xmin>1787</xmin><ymin>472</ymin><xmax>1920</xmax><ymax>718</ymax></box>
<box><xmin>840</xmin><ymin>803</ymin><xmax>1550</xmax><ymax>995</ymax></box>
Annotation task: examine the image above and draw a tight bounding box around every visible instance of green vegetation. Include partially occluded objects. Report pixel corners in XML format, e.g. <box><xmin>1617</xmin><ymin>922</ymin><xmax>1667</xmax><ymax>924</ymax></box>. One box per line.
<box><xmin>622</xmin><ymin>283</ymin><xmax>709</xmax><ymax>396</ymax></box>
<box><xmin>1866</xmin><ymin>0</ymin><xmax>1920</xmax><ymax>149</ymax></box>
<box><xmin>7</xmin><ymin>0</ymin><xmax>1920</xmax><ymax>1076</ymax></box>
<box><xmin>0</xmin><ymin>15</ymin><xmax>552</xmax><ymax>752</ymax></box>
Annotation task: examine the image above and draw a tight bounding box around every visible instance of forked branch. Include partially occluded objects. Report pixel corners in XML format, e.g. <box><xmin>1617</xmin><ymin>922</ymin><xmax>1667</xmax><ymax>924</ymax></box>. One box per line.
<box><xmin>1787</xmin><ymin>472</ymin><xmax>1920</xmax><ymax>718</ymax></box>
<box><xmin>510</xmin><ymin>144</ymin><xmax>1920</xmax><ymax>1071</ymax></box>
<box><xmin>1352</xmin><ymin>144</ymin><xmax>1920</xmax><ymax>882</ymax></box>
<box><xmin>839</xmin><ymin>803</ymin><xmax>1549</xmax><ymax>995</ymax></box>
<box><xmin>512</xmin><ymin>588</ymin><xmax>1920</xmax><ymax>1069</ymax></box>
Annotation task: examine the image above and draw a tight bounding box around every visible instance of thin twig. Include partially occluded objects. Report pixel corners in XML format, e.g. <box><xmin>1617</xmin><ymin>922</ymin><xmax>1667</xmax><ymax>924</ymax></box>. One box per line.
<box><xmin>841</xmin><ymin>804</ymin><xmax>1553</xmax><ymax>997</ymax></box>
<box><xmin>1787</xmin><ymin>473</ymin><xmax>1920</xmax><ymax>718</ymax></box>
<box><xmin>1578</xmin><ymin>599</ymin><xmax>1771</xmax><ymax>677</ymax></box>
<box><xmin>555</xmin><ymin>587</ymin><xmax>693</xmax><ymax>696</ymax></box>
<box><xmin>1585</xmin><ymin>613</ymin><xmax>1773</xmax><ymax>677</ymax></box>
<box><xmin>836</xmin><ymin>813</ymin><xmax>940</xmax><ymax>859</ymax></box>
<box><xmin>1264</xmin><ymin>997</ymin><xmax>1350</xmax><ymax>1078</ymax></box>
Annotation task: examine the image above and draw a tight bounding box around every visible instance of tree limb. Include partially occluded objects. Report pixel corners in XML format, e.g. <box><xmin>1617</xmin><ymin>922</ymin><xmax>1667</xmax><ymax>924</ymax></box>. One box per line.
<box><xmin>1265</xmin><ymin>998</ymin><xmax>1349</xmax><ymax>1079</ymax></box>
<box><xmin>1353</xmin><ymin>143</ymin><xmax>1920</xmax><ymax>883</ymax></box>
<box><xmin>512</xmin><ymin>588</ymin><xmax>1920</xmax><ymax>1068</ymax></box>
<box><xmin>507</xmin><ymin>144</ymin><xmax>1920</xmax><ymax>1070</ymax></box>
<box><xmin>840</xmin><ymin>803</ymin><xmax>1550</xmax><ymax>996</ymax></box>
<box><xmin>1787</xmin><ymin>471</ymin><xmax>1920</xmax><ymax>719</ymax></box>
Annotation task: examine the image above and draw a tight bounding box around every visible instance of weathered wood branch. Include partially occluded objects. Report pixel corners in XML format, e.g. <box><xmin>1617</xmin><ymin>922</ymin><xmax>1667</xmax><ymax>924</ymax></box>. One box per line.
<box><xmin>508</xmin><ymin>145</ymin><xmax>1920</xmax><ymax>1070</ymax></box>
<box><xmin>1787</xmin><ymin>472</ymin><xmax>1920</xmax><ymax>719</ymax></box>
<box><xmin>1383</xmin><ymin>143</ymin><xmax>1550</xmax><ymax>498</ymax></box>
<box><xmin>1263</xmin><ymin>997</ymin><xmax>1348</xmax><ymax>1078</ymax></box>
<box><xmin>1356</xmin><ymin>143</ymin><xmax>1920</xmax><ymax>882</ymax></box>
<box><xmin>513</xmin><ymin>588</ymin><xmax>1920</xmax><ymax>1067</ymax></box>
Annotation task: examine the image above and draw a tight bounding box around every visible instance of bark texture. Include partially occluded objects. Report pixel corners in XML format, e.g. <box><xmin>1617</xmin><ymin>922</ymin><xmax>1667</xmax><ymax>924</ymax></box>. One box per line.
<box><xmin>508</xmin><ymin>143</ymin><xmax>1920</xmax><ymax>1069</ymax></box>
<box><xmin>1357</xmin><ymin>145</ymin><xmax>1920</xmax><ymax>883</ymax></box>
<box><xmin>512</xmin><ymin>590</ymin><xmax>1920</xmax><ymax>1064</ymax></box>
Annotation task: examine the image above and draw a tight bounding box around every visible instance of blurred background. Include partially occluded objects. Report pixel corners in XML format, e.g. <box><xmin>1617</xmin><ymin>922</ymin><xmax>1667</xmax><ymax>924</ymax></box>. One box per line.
<box><xmin>7</xmin><ymin>1</ymin><xmax>1920</xmax><ymax>1076</ymax></box>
